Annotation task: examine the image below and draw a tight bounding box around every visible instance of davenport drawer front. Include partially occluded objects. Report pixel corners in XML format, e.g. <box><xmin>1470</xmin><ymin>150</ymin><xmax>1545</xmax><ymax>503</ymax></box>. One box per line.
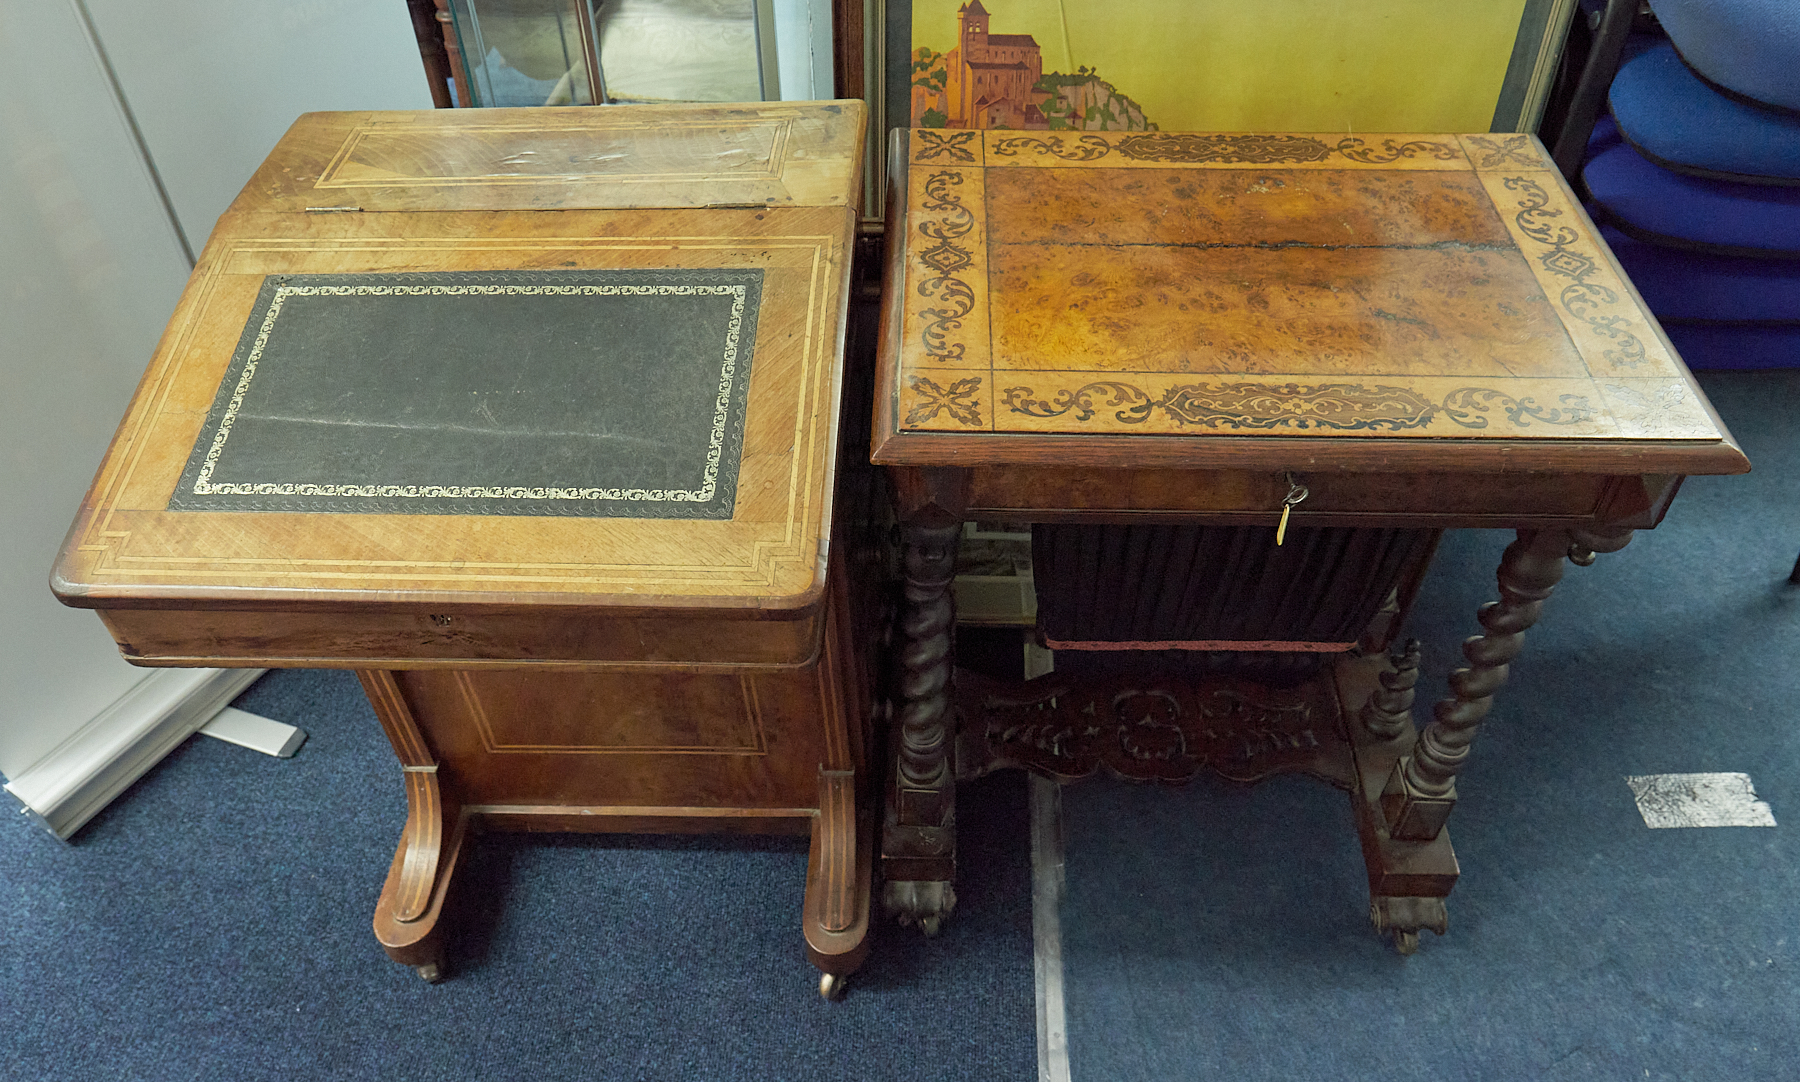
<box><xmin>97</xmin><ymin>606</ymin><xmax>822</xmax><ymax>670</ymax></box>
<box><xmin>966</xmin><ymin>467</ymin><xmax>1616</xmax><ymax>524</ymax></box>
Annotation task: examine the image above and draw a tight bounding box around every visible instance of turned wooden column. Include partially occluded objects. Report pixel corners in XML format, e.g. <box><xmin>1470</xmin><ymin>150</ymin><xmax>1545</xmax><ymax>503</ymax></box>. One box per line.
<box><xmin>1382</xmin><ymin>524</ymin><xmax>1633</xmax><ymax>840</ymax></box>
<box><xmin>1359</xmin><ymin>638</ymin><xmax>1422</xmax><ymax>742</ymax></box>
<box><xmin>881</xmin><ymin>466</ymin><xmax>969</xmax><ymax>932</ymax></box>
<box><xmin>896</xmin><ymin>515</ymin><xmax>960</xmax><ymax>798</ymax></box>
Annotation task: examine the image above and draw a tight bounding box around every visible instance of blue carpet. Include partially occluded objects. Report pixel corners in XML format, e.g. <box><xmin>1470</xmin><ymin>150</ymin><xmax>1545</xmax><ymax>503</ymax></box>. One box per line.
<box><xmin>0</xmin><ymin>670</ymin><xmax>1034</xmax><ymax>1081</ymax></box>
<box><xmin>1058</xmin><ymin>370</ymin><xmax>1800</xmax><ymax>1080</ymax></box>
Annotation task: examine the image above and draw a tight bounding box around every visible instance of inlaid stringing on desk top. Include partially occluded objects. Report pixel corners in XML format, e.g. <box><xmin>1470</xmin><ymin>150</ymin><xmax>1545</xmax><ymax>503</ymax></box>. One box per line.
<box><xmin>880</xmin><ymin>130</ymin><xmax>1735</xmax><ymax>462</ymax></box>
<box><xmin>54</xmin><ymin>104</ymin><xmax>866</xmax><ymax>613</ymax></box>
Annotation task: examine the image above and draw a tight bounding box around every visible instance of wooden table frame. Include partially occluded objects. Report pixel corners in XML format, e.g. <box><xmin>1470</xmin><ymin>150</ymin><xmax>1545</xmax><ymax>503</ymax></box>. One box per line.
<box><xmin>868</xmin><ymin>127</ymin><xmax>1749</xmax><ymax>950</ymax></box>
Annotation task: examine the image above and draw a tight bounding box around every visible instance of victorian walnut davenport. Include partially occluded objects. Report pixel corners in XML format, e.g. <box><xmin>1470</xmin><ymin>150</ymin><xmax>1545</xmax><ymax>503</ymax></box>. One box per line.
<box><xmin>52</xmin><ymin>103</ymin><xmax>878</xmax><ymax>995</ymax></box>
<box><xmin>873</xmin><ymin>129</ymin><xmax>1750</xmax><ymax>951</ymax></box>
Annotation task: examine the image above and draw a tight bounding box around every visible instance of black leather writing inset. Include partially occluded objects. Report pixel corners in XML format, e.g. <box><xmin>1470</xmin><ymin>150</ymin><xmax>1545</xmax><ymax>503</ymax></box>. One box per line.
<box><xmin>171</xmin><ymin>269</ymin><xmax>763</xmax><ymax>518</ymax></box>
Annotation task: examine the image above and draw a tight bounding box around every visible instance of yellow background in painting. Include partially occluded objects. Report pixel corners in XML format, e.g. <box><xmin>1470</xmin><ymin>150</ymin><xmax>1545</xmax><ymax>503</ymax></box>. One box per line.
<box><xmin>911</xmin><ymin>0</ymin><xmax>1531</xmax><ymax>132</ymax></box>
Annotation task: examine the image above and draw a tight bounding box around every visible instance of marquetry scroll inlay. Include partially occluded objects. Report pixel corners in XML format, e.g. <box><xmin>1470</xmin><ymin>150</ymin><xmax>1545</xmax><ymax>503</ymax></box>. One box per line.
<box><xmin>999</xmin><ymin>381</ymin><xmax>1595</xmax><ymax>432</ymax></box>
<box><xmin>978</xmin><ymin>132</ymin><xmax>1464</xmax><ymax>167</ymax></box>
<box><xmin>889</xmin><ymin>128</ymin><xmax>1724</xmax><ymax>446</ymax></box>
<box><xmin>963</xmin><ymin>131</ymin><xmax>1472</xmax><ymax>169</ymax></box>
<box><xmin>1463</xmin><ymin>134</ymin><xmax>1545</xmax><ymax>169</ymax></box>
<box><xmin>913</xmin><ymin>130</ymin><xmax>980</xmax><ymax>163</ymax></box>
<box><xmin>1504</xmin><ymin>176</ymin><xmax>1646</xmax><ymax>370</ymax></box>
<box><xmin>915</xmin><ymin>171</ymin><xmax>978</xmax><ymax>364</ymax></box>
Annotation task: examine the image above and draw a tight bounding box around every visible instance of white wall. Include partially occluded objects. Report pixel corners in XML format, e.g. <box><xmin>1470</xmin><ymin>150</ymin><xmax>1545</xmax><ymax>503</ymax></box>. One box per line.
<box><xmin>0</xmin><ymin>0</ymin><xmax>426</xmax><ymax>796</ymax></box>
<box><xmin>84</xmin><ymin>0</ymin><xmax>431</xmax><ymax>250</ymax></box>
<box><xmin>0</xmin><ymin>1</ymin><xmax>193</xmax><ymax>777</ymax></box>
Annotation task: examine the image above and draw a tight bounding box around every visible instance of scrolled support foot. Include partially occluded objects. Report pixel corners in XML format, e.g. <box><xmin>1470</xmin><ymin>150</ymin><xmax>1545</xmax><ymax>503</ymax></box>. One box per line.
<box><xmin>1370</xmin><ymin>895</ymin><xmax>1448</xmax><ymax>956</ymax></box>
<box><xmin>884</xmin><ymin>879</ymin><xmax>956</xmax><ymax>935</ymax></box>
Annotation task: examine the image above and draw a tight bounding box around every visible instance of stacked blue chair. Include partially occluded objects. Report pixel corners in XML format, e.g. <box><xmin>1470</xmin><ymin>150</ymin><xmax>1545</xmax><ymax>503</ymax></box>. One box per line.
<box><xmin>1575</xmin><ymin>0</ymin><xmax>1800</xmax><ymax>370</ymax></box>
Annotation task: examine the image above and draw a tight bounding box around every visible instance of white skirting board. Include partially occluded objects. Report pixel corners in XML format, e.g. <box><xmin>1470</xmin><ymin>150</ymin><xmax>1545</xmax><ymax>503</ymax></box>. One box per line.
<box><xmin>4</xmin><ymin>667</ymin><xmax>265</xmax><ymax>840</ymax></box>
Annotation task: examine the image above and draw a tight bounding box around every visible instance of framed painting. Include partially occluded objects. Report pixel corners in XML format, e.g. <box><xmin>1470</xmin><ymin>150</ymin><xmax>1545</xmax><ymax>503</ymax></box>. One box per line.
<box><xmin>885</xmin><ymin>0</ymin><xmax>1578</xmax><ymax>139</ymax></box>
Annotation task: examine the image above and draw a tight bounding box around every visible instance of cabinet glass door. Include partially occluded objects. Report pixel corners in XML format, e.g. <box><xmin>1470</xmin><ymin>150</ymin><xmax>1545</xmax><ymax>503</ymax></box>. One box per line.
<box><xmin>446</xmin><ymin>0</ymin><xmax>777</xmax><ymax>107</ymax></box>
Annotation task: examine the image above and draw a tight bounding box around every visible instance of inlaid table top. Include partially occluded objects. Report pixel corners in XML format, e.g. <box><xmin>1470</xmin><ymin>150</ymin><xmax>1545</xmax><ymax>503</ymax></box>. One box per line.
<box><xmin>54</xmin><ymin>103</ymin><xmax>866</xmax><ymax>628</ymax></box>
<box><xmin>873</xmin><ymin>129</ymin><xmax>1746</xmax><ymax>476</ymax></box>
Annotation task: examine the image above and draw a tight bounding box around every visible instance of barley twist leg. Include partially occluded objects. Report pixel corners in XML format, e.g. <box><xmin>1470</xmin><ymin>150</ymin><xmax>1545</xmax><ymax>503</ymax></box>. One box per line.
<box><xmin>1382</xmin><ymin>526</ymin><xmax>1631</xmax><ymax>840</ymax></box>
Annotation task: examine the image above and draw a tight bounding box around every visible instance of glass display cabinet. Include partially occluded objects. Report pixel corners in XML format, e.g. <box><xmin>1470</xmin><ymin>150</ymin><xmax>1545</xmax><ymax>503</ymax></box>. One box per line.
<box><xmin>442</xmin><ymin>0</ymin><xmax>781</xmax><ymax>107</ymax></box>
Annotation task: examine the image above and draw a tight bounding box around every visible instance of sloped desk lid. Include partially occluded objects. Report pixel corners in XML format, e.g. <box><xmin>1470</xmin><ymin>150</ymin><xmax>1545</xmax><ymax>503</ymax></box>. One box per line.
<box><xmin>55</xmin><ymin>103</ymin><xmax>865</xmax><ymax>615</ymax></box>
<box><xmin>874</xmin><ymin>129</ymin><xmax>1747</xmax><ymax>475</ymax></box>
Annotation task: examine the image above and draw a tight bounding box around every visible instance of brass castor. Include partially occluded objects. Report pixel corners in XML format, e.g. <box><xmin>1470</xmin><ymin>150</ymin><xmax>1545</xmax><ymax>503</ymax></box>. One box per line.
<box><xmin>918</xmin><ymin>914</ymin><xmax>941</xmax><ymax>937</ymax></box>
<box><xmin>416</xmin><ymin>963</ymin><xmax>444</xmax><ymax>983</ymax></box>
<box><xmin>818</xmin><ymin>973</ymin><xmax>849</xmax><ymax>1001</ymax></box>
<box><xmin>1393</xmin><ymin>929</ymin><xmax>1420</xmax><ymax>956</ymax></box>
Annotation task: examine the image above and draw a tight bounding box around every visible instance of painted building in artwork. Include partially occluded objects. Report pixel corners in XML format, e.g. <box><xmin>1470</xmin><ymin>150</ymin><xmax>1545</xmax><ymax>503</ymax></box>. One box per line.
<box><xmin>943</xmin><ymin>2</ymin><xmax>1048</xmax><ymax>129</ymax></box>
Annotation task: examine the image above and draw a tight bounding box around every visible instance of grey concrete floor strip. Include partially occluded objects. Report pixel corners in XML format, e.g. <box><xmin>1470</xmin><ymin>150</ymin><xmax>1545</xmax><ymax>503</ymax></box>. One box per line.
<box><xmin>1031</xmin><ymin>774</ymin><xmax>1072</xmax><ymax>1082</ymax></box>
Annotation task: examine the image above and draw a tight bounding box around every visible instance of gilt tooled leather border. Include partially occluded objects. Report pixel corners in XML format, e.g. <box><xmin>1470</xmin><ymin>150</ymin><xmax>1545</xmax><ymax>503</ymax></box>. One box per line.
<box><xmin>170</xmin><ymin>268</ymin><xmax>763</xmax><ymax>519</ymax></box>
